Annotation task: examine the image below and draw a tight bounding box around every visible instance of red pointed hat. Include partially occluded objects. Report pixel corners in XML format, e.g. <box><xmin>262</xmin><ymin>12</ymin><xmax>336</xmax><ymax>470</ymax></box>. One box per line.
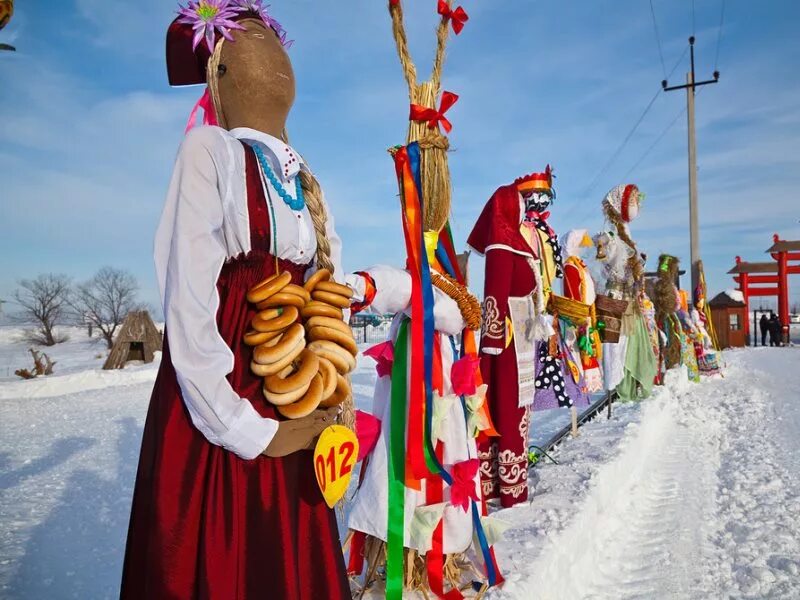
<box><xmin>515</xmin><ymin>165</ymin><xmax>554</xmax><ymax>197</ymax></box>
<box><xmin>166</xmin><ymin>0</ymin><xmax>291</xmax><ymax>86</ymax></box>
<box><xmin>467</xmin><ymin>184</ymin><xmax>535</xmax><ymax>258</ymax></box>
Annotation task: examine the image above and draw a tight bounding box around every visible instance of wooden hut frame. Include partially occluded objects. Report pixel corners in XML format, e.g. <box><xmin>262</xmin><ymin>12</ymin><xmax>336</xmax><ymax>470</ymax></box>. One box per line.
<box><xmin>103</xmin><ymin>311</ymin><xmax>163</xmax><ymax>370</ymax></box>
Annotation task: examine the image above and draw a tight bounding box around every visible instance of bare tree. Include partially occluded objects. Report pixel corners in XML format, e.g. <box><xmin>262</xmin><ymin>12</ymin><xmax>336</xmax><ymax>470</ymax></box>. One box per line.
<box><xmin>71</xmin><ymin>267</ymin><xmax>141</xmax><ymax>349</ymax></box>
<box><xmin>13</xmin><ymin>274</ymin><xmax>72</xmax><ymax>346</ymax></box>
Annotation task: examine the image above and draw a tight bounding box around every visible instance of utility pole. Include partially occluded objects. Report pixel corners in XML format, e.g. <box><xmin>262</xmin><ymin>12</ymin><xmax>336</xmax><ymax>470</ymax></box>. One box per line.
<box><xmin>662</xmin><ymin>36</ymin><xmax>719</xmax><ymax>298</ymax></box>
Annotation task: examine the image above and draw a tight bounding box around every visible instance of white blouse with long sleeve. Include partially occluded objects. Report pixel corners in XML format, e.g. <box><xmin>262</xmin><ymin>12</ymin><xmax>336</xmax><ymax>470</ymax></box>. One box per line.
<box><xmin>154</xmin><ymin>125</ymin><xmax>344</xmax><ymax>460</ymax></box>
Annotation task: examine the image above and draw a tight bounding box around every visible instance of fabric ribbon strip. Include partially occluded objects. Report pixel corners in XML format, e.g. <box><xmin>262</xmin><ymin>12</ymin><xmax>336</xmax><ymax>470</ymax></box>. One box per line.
<box><xmin>393</xmin><ymin>146</ymin><xmax>430</xmax><ymax>484</ymax></box>
<box><xmin>409</xmin><ymin>91</ymin><xmax>459</xmax><ymax>134</ymax></box>
<box><xmin>350</xmin><ymin>270</ymin><xmax>377</xmax><ymax>314</ymax></box>
<box><xmin>184</xmin><ymin>87</ymin><xmax>218</xmax><ymax>133</ymax></box>
<box><xmin>407</xmin><ymin>143</ymin><xmax>450</xmax><ymax>480</ymax></box>
<box><xmin>437</xmin><ymin>0</ymin><xmax>469</xmax><ymax>34</ymax></box>
<box><xmin>449</xmin><ymin>338</ymin><xmax>503</xmax><ymax>589</ymax></box>
<box><xmin>385</xmin><ymin>319</ymin><xmax>410</xmax><ymax>600</ymax></box>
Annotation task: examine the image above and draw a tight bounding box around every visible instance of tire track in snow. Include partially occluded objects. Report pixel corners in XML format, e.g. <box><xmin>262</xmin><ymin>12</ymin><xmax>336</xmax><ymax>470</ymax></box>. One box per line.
<box><xmin>516</xmin><ymin>370</ymin><xmax>721</xmax><ymax>600</ymax></box>
<box><xmin>493</xmin><ymin>351</ymin><xmax>800</xmax><ymax>599</ymax></box>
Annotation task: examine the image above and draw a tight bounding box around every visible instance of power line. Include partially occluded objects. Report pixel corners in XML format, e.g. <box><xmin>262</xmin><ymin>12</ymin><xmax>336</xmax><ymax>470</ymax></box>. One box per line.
<box><xmin>622</xmin><ymin>105</ymin><xmax>687</xmax><ymax>180</ymax></box>
<box><xmin>581</xmin><ymin>88</ymin><xmax>661</xmax><ymax>198</ymax></box>
<box><xmin>649</xmin><ymin>0</ymin><xmax>667</xmax><ymax>79</ymax></box>
<box><xmin>714</xmin><ymin>0</ymin><xmax>727</xmax><ymax>71</ymax></box>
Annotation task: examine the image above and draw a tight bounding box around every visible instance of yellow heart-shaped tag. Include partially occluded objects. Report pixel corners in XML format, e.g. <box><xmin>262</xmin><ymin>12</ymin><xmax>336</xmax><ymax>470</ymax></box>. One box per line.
<box><xmin>313</xmin><ymin>425</ymin><xmax>359</xmax><ymax>508</ymax></box>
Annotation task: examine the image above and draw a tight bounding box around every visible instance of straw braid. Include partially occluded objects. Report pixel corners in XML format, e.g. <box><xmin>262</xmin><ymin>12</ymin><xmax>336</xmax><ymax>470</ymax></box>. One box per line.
<box><xmin>298</xmin><ymin>170</ymin><xmax>335</xmax><ymax>275</ymax></box>
<box><xmin>430</xmin><ymin>8</ymin><xmax>451</xmax><ymax>93</ymax></box>
<box><xmin>207</xmin><ymin>39</ymin><xmax>228</xmax><ymax>129</ymax></box>
<box><xmin>389</xmin><ymin>1</ymin><xmax>418</xmax><ymax>95</ymax></box>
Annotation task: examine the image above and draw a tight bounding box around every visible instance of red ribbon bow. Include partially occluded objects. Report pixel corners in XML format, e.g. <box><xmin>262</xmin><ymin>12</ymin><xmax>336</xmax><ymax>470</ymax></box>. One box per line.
<box><xmin>526</xmin><ymin>210</ymin><xmax>550</xmax><ymax>222</ymax></box>
<box><xmin>364</xmin><ymin>340</ymin><xmax>395</xmax><ymax>378</ymax></box>
<box><xmin>449</xmin><ymin>459</ymin><xmax>480</xmax><ymax>512</ymax></box>
<box><xmin>409</xmin><ymin>91</ymin><xmax>459</xmax><ymax>133</ymax></box>
<box><xmin>450</xmin><ymin>353</ymin><xmax>480</xmax><ymax>397</ymax></box>
<box><xmin>355</xmin><ymin>410</ymin><xmax>381</xmax><ymax>462</ymax></box>
<box><xmin>437</xmin><ymin>1</ymin><xmax>469</xmax><ymax>34</ymax></box>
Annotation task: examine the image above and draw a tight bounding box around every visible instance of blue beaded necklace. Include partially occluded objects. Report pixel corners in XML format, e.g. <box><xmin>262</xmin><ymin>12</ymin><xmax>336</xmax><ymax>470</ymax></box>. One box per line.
<box><xmin>250</xmin><ymin>144</ymin><xmax>306</xmax><ymax>211</ymax></box>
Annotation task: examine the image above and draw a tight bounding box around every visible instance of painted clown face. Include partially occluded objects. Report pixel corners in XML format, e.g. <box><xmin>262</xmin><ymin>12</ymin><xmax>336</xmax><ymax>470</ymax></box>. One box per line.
<box><xmin>524</xmin><ymin>191</ymin><xmax>552</xmax><ymax>214</ymax></box>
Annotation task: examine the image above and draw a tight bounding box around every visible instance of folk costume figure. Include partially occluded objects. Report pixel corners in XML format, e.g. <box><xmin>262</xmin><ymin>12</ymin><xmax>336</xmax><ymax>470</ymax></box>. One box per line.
<box><xmin>467</xmin><ymin>172</ymin><xmax>547</xmax><ymax>509</ymax></box>
<box><xmin>562</xmin><ymin>229</ymin><xmax>604</xmax><ymax>393</ymax></box>
<box><xmin>121</xmin><ymin>4</ymin><xmax>352</xmax><ymax>599</ymax></box>
<box><xmin>468</xmin><ymin>170</ymin><xmax>589</xmax><ymax>509</ymax></box>
<box><xmin>522</xmin><ymin>175</ymin><xmax>592</xmax><ymax>415</ymax></box>
<box><xmin>653</xmin><ymin>254</ymin><xmax>685</xmax><ymax>379</ymax></box>
<box><xmin>598</xmin><ymin>184</ymin><xmax>657</xmax><ymax>402</ymax></box>
<box><xmin>676</xmin><ymin>289</ymin><xmax>701</xmax><ymax>382</ymax></box>
<box><xmin>690</xmin><ymin>305</ymin><xmax>721</xmax><ymax>375</ymax></box>
<box><xmin>344</xmin><ymin>2</ymin><xmax>504</xmax><ymax>598</ymax></box>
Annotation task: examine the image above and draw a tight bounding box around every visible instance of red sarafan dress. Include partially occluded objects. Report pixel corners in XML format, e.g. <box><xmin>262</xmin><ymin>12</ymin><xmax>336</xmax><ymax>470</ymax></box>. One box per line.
<box><xmin>120</xmin><ymin>143</ymin><xmax>350</xmax><ymax>599</ymax></box>
<box><xmin>467</xmin><ymin>184</ymin><xmax>537</xmax><ymax>508</ymax></box>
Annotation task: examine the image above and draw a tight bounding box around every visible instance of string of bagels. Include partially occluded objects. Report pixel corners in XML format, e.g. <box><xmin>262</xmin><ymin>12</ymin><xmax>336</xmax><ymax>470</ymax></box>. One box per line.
<box><xmin>244</xmin><ymin>268</ymin><xmax>357</xmax><ymax>419</ymax></box>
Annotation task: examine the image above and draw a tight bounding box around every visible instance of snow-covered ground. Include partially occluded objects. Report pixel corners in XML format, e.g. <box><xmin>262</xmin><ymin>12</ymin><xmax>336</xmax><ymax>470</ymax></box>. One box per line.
<box><xmin>0</xmin><ymin>326</ymin><xmax>799</xmax><ymax>598</ymax></box>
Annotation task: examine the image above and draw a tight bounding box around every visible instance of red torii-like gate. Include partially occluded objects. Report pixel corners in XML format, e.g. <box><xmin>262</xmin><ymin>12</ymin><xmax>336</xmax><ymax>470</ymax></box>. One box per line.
<box><xmin>727</xmin><ymin>258</ymin><xmax>779</xmax><ymax>342</ymax></box>
<box><xmin>729</xmin><ymin>234</ymin><xmax>800</xmax><ymax>343</ymax></box>
<box><xmin>767</xmin><ymin>234</ymin><xmax>800</xmax><ymax>342</ymax></box>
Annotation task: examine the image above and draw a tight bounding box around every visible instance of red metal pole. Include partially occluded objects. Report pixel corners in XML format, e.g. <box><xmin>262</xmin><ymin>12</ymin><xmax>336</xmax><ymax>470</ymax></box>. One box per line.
<box><xmin>777</xmin><ymin>251</ymin><xmax>789</xmax><ymax>343</ymax></box>
<box><xmin>739</xmin><ymin>271</ymin><xmax>750</xmax><ymax>343</ymax></box>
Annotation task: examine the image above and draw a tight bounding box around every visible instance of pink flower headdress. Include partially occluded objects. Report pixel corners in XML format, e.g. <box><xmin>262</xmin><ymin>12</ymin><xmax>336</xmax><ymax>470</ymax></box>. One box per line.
<box><xmin>167</xmin><ymin>0</ymin><xmax>292</xmax><ymax>86</ymax></box>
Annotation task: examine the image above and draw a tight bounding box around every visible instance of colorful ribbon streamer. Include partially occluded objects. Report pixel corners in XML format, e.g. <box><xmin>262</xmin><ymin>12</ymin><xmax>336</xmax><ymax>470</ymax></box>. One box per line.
<box><xmin>386</xmin><ymin>320</ymin><xmax>410</xmax><ymax>600</ymax></box>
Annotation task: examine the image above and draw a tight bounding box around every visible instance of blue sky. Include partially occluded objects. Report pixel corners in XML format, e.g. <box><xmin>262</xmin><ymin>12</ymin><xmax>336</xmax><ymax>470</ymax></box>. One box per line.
<box><xmin>1</xmin><ymin>0</ymin><xmax>799</xmax><ymax>315</ymax></box>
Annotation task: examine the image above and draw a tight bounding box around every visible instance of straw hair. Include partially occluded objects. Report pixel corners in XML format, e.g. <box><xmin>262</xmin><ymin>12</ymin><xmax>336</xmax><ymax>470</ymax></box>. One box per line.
<box><xmin>389</xmin><ymin>0</ymin><xmax>454</xmax><ymax>232</ymax></box>
<box><xmin>207</xmin><ymin>38</ymin><xmax>228</xmax><ymax>129</ymax></box>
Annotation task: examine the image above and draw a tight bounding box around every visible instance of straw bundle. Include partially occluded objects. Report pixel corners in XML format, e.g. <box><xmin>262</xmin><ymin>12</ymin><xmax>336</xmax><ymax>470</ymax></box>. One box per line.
<box><xmin>390</xmin><ymin>0</ymin><xmax>454</xmax><ymax>232</ymax></box>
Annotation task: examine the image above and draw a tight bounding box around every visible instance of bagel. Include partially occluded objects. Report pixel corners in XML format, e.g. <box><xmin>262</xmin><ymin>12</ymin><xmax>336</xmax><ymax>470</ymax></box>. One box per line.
<box><xmin>308</xmin><ymin>339</ymin><xmax>356</xmax><ymax>374</ymax></box>
<box><xmin>319</xmin><ymin>373</ymin><xmax>350</xmax><ymax>408</ymax></box>
<box><xmin>317</xmin><ymin>356</ymin><xmax>338</xmax><ymax>401</ymax></box>
<box><xmin>253</xmin><ymin>323</ymin><xmax>304</xmax><ymax>364</ymax></box>
<box><xmin>264</xmin><ymin>349</ymin><xmax>320</xmax><ymax>395</ymax></box>
<box><xmin>263</xmin><ymin>376</ymin><xmax>312</xmax><ymax>406</ymax></box>
<box><xmin>256</xmin><ymin>291</ymin><xmax>307</xmax><ymax>310</ymax></box>
<box><xmin>308</xmin><ymin>325</ymin><xmax>359</xmax><ymax>357</ymax></box>
<box><xmin>301</xmin><ymin>301</ymin><xmax>343</xmax><ymax>320</ymax></box>
<box><xmin>276</xmin><ymin>373</ymin><xmax>323</xmax><ymax>419</ymax></box>
<box><xmin>306</xmin><ymin>315</ymin><xmax>351</xmax><ymax>335</ymax></box>
<box><xmin>314</xmin><ymin>280</ymin><xmax>354</xmax><ymax>299</ymax></box>
<box><xmin>282</xmin><ymin>283</ymin><xmax>311</xmax><ymax>304</ymax></box>
<box><xmin>250</xmin><ymin>337</ymin><xmax>305</xmax><ymax>376</ymax></box>
<box><xmin>243</xmin><ymin>328</ymin><xmax>283</xmax><ymax>347</ymax></box>
<box><xmin>311</xmin><ymin>290</ymin><xmax>352</xmax><ymax>309</ymax></box>
<box><xmin>247</xmin><ymin>271</ymin><xmax>291</xmax><ymax>304</ymax></box>
<box><xmin>251</xmin><ymin>305</ymin><xmax>299</xmax><ymax>333</ymax></box>
<box><xmin>303</xmin><ymin>268</ymin><xmax>332</xmax><ymax>292</ymax></box>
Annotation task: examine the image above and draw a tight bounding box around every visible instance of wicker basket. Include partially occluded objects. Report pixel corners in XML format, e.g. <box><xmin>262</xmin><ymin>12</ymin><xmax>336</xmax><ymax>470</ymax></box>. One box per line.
<box><xmin>548</xmin><ymin>294</ymin><xmax>591</xmax><ymax>322</ymax></box>
<box><xmin>595</xmin><ymin>294</ymin><xmax>629</xmax><ymax>343</ymax></box>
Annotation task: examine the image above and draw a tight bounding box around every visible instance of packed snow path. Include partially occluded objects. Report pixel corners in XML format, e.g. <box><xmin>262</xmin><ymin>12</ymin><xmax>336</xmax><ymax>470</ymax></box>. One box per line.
<box><xmin>1</xmin><ymin>326</ymin><xmax>799</xmax><ymax>598</ymax></box>
<box><xmin>492</xmin><ymin>348</ymin><xmax>800</xmax><ymax>599</ymax></box>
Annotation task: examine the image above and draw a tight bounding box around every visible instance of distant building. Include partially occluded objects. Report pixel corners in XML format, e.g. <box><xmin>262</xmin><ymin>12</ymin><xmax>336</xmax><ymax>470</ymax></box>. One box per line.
<box><xmin>709</xmin><ymin>291</ymin><xmax>747</xmax><ymax>348</ymax></box>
